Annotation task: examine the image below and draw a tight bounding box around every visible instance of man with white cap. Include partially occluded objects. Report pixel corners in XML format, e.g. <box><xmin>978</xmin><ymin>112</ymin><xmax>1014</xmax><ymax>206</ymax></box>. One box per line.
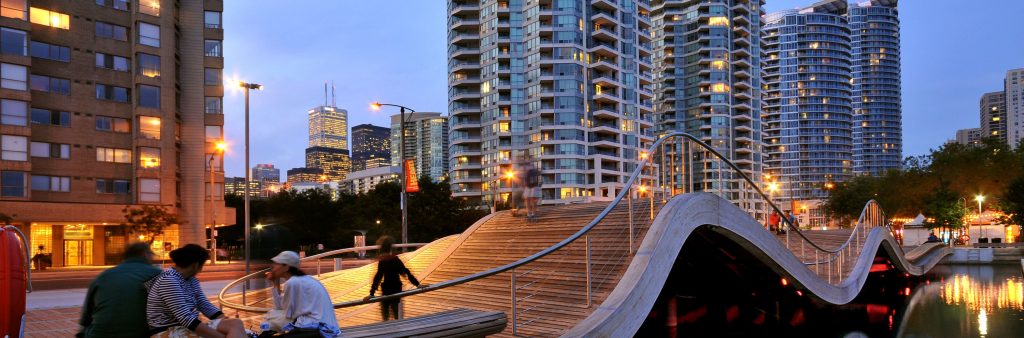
<box><xmin>264</xmin><ymin>251</ymin><xmax>340</xmax><ymax>337</ymax></box>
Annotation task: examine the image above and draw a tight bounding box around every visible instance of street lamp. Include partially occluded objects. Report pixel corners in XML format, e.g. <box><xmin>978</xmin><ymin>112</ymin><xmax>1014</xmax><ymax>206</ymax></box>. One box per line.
<box><xmin>209</xmin><ymin>141</ymin><xmax>226</xmax><ymax>264</ymax></box>
<box><xmin>493</xmin><ymin>170</ymin><xmax>516</xmax><ymax>213</ymax></box>
<box><xmin>371</xmin><ymin>102</ymin><xmax>416</xmax><ymax>246</ymax></box>
<box><xmin>238</xmin><ymin>80</ymin><xmax>261</xmax><ymax>304</ymax></box>
<box><xmin>976</xmin><ymin>194</ymin><xmax>985</xmax><ymax>240</ymax></box>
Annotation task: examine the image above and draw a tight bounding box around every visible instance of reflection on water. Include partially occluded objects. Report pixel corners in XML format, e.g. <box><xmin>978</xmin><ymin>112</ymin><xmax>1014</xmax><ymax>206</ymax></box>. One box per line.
<box><xmin>899</xmin><ymin>265</ymin><xmax>1024</xmax><ymax>338</ymax></box>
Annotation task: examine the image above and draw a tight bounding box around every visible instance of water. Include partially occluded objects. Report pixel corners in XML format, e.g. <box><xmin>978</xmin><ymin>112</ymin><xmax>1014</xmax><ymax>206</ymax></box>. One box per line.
<box><xmin>898</xmin><ymin>265</ymin><xmax>1024</xmax><ymax>338</ymax></box>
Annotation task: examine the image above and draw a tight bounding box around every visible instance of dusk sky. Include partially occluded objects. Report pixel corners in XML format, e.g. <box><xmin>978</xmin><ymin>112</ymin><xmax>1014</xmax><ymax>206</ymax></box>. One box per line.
<box><xmin>221</xmin><ymin>0</ymin><xmax>1024</xmax><ymax>178</ymax></box>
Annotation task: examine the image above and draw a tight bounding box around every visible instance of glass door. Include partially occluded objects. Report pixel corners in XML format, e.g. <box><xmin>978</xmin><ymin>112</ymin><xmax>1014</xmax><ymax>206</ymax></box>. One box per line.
<box><xmin>64</xmin><ymin>240</ymin><xmax>93</xmax><ymax>266</ymax></box>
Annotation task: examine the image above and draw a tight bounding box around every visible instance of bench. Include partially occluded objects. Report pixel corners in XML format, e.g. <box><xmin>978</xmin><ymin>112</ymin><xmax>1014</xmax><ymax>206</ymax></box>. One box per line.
<box><xmin>341</xmin><ymin>308</ymin><xmax>507</xmax><ymax>338</ymax></box>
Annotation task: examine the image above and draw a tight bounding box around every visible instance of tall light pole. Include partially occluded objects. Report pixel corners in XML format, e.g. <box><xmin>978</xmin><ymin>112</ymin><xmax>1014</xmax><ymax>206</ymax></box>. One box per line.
<box><xmin>239</xmin><ymin>81</ymin><xmax>261</xmax><ymax>304</ymax></box>
<box><xmin>209</xmin><ymin>141</ymin><xmax>226</xmax><ymax>264</ymax></box>
<box><xmin>371</xmin><ymin>102</ymin><xmax>415</xmax><ymax>245</ymax></box>
<box><xmin>976</xmin><ymin>194</ymin><xmax>985</xmax><ymax>240</ymax></box>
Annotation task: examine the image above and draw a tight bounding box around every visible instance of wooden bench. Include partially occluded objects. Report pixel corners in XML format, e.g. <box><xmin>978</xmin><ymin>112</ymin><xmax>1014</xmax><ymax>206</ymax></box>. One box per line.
<box><xmin>340</xmin><ymin>308</ymin><xmax>507</xmax><ymax>338</ymax></box>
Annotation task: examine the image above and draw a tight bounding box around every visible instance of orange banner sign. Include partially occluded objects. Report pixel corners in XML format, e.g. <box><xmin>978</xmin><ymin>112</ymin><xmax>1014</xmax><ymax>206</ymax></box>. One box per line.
<box><xmin>405</xmin><ymin>159</ymin><xmax>419</xmax><ymax>193</ymax></box>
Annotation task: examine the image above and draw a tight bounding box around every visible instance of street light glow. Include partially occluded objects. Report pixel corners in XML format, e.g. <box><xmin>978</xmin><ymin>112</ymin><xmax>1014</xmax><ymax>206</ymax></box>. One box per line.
<box><xmin>504</xmin><ymin>171</ymin><xmax>515</xmax><ymax>179</ymax></box>
<box><xmin>370</xmin><ymin>102</ymin><xmax>382</xmax><ymax>111</ymax></box>
<box><xmin>215</xmin><ymin>141</ymin><xmax>227</xmax><ymax>152</ymax></box>
<box><xmin>256</xmin><ymin>223</ymin><xmax>264</xmax><ymax>230</ymax></box>
<box><xmin>975</xmin><ymin>195</ymin><xmax>985</xmax><ymax>203</ymax></box>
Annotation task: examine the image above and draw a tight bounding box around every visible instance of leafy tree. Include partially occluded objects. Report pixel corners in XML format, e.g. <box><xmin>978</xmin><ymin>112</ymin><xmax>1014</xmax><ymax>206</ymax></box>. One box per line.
<box><xmin>1000</xmin><ymin>176</ymin><xmax>1024</xmax><ymax>231</ymax></box>
<box><xmin>121</xmin><ymin>205</ymin><xmax>183</xmax><ymax>244</ymax></box>
<box><xmin>922</xmin><ymin>182</ymin><xmax>966</xmax><ymax>231</ymax></box>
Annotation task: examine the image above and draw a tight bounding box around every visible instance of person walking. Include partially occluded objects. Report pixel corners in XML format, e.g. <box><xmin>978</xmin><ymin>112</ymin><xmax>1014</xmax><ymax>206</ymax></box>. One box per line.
<box><xmin>365</xmin><ymin>236</ymin><xmax>425</xmax><ymax>321</ymax></box>
<box><xmin>263</xmin><ymin>251</ymin><xmax>340</xmax><ymax>337</ymax></box>
<box><xmin>510</xmin><ymin>157</ymin><xmax>526</xmax><ymax>217</ymax></box>
<box><xmin>523</xmin><ymin>159</ymin><xmax>542</xmax><ymax>219</ymax></box>
<box><xmin>147</xmin><ymin>244</ymin><xmax>246</xmax><ymax>338</ymax></box>
<box><xmin>78</xmin><ymin>242</ymin><xmax>161</xmax><ymax>338</ymax></box>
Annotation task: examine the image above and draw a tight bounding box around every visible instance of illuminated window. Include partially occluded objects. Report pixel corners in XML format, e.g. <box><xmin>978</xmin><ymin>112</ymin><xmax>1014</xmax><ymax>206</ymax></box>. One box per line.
<box><xmin>29</xmin><ymin>7</ymin><xmax>69</xmax><ymax>29</ymax></box>
<box><xmin>137</xmin><ymin>53</ymin><xmax>159</xmax><ymax>77</ymax></box>
<box><xmin>808</xmin><ymin>42</ymin><xmax>819</xmax><ymax>49</ymax></box>
<box><xmin>499</xmin><ymin>121</ymin><xmax>510</xmax><ymax>132</ymax></box>
<box><xmin>710</xmin><ymin>60</ymin><xmax>726</xmax><ymax>70</ymax></box>
<box><xmin>138</xmin><ymin>147</ymin><xmax>160</xmax><ymax>168</ymax></box>
<box><xmin>708</xmin><ymin>16</ymin><xmax>729</xmax><ymax>26</ymax></box>
<box><xmin>96</xmin><ymin>116</ymin><xmax>130</xmax><ymax>133</ymax></box>
<box><xmin>711</xmin><ymin>83</ymin><xmax>730</xmax><ymax>93</ymax></box>
<box><xmin>96</xmin><ymin>147</ymin><xmax>131</xmax><ymax>163</ymax></box>
<box><xmin>139</xmin><ymin>116</ymin><xmax>160</xmax><ymax>139</ymax></box>
<box><xmin>993</xmin><ymin>117</ymin><xmax>1000</xmax><ymax>121</ymax></box>
<box><xmin>138</xmin><ymin>0</ymin><xmax>159</xmax><ymax>16</ymax></box>
<box><xmin>1</xmin><ymin>0</ymin><xmax>26</xmax><ymax>20</ymax></box>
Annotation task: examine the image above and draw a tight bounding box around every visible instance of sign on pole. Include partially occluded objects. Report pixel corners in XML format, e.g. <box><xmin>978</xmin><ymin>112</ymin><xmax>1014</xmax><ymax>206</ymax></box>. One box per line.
<box><xmin>405</xmin><ymin>159</ymin><xmax>419</xmax><ymax>193</ymax></box>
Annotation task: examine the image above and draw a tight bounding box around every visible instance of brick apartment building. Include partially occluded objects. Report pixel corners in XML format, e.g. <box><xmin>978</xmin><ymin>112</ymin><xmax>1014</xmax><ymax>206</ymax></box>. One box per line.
<box><xmin>0</xmin><ymin>0</ymin><xmax>232</xmax><ymax>266</ymax></box>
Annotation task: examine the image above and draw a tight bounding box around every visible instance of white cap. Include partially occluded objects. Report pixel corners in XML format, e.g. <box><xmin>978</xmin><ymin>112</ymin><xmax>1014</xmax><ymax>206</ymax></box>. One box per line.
<box><xmin>271</xmin><ymin>251</ymin><xmax>301</xmax><ymax>268</ymax></box>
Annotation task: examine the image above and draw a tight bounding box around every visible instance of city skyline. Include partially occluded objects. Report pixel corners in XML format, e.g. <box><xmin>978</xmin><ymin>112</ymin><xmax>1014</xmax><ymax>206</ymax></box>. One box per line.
<box><xmin>220</xmin><ymin>0</ymin><xmax>1024</xmax><ymax>177</ymax></box>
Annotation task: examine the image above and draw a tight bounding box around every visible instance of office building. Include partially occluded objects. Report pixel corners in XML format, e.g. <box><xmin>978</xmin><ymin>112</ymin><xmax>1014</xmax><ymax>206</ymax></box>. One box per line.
<box><xmin>305</xmin><ymin>146</ymin><xmax>350</xmax><ymax>182</ymax></box>
<box><xmin>287</xmin><ymin>167</ymin><xmax>323</xmax><ymax>184</ymax></box>
<box><xmin>308</xmin><ymin>104</ymin><xmax>348</xmax><ymax>150</ymax></box>
<box><xmin>252</xmin><ymin>163</ymin><xmax>280</xmax><ymax>184</ymax></box>
<box><xmin>391</xmin><ymin>112</ymin><xmax>449</xmax><ymax>183</ymax></box>
<box><xmin>448</xmin><ymin>0</ymin><xmax>655</xmax><ymax>206</ymax></box>
<box><xmin>850</xmin><ymin>0</ymin><xmax>902</xmax><ymax>175</ymax></box>
<box><xmin>980</xmin><ymin>92</ymin><xmax>1006</xmax><ymax>144</ymax></box>
<box><xmin>351</xmin><ymin>123</ymin><xmax>390</xmax><ymax>171</ymax></box>
<box><xmin>1007</xmin><ymin>68</ymin><xmax>1024</xmax><ymax>149</ymax></box>
<box><xmin>0</xmin><ymin>0</ymin><xmax>231</xmax><ymax>266</ymax></box>
<box><xmin>763</xmin><ymin>0</ymin><xmax>854</xmax><ymax>223</ymax></box>
<box><xmin>344</xmin><ymin>166</ymin><xmax>401</xmax><ymax>195</ymax></box>
<box><xmin>224</xmin><ymin>177</ymin><xmax>261</xmax><ymax>198</ymax></box>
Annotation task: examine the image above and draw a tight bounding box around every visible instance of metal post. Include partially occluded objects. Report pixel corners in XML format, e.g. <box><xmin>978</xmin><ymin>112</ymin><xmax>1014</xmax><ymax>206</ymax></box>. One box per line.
<box><xmin>511</xmin><ymin>268</ymin><xmax>517</xmax><ymax>336</ymax></box>
<box><xmin>628</xmin><ymin>187</ymin><xmax>634</xmax><ymax>256</ymax></box>
<box><xmin>649</xmin><ymin>177</ymin><xmax>655</xmax><ymax>220</ymax></box>
<box><xmin>242</xmin><ymin>85</ymin><xmax>251</xmax><ymax>305</ymax></box>
<box><xmin>815</xmin><ymin>251</ymin><xmax>819</xmax><ymax>274</ymax></box>
<box><xmin>687</xmin><ymin>141</ymin><xmax>693</xmax><ymax>193</ymax></box>
<box><xmin>717</xmin><ymin>158</ymin><xmax>723</xmax><ymax>199</ymax></box>
<box><xmin>660</xmin><ymin>143</ymin><xmax>666</xmax><ymax>202</ymax></box>
<box><xmin>400</xmin><ymin>107</ymin><xmax>408</xmax><ymax>246</ymax></box>
<box><xmin>670</xmin><ymin>139</ymin><xmax>676</xmax><ymax>195</ymax></box>
<box><xmin>209</xmin><ymin>155</ymin><xmax>217</xmax><ymax>265</ymax></box>
<box><xmin>586</xmin><ymin>235</ymin><xmax>592</xmax><ymax>308</ymax></box>
<box><xmin>828</xmin><ymin>256</ymin><xmax>832</xmax><ymax>284</ymax></box>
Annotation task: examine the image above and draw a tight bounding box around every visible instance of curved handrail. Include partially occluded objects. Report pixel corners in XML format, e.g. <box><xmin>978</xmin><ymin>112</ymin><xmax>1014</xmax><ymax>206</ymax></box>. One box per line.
<box><xmin>217</xmin><ymin>243</ymin><xmax>427</xmax><ymax>312</ymax></box>
<box><xmin>218</xmin><ymin>131</ymin><xmax>880</xmax><ymax>313</ymax></box>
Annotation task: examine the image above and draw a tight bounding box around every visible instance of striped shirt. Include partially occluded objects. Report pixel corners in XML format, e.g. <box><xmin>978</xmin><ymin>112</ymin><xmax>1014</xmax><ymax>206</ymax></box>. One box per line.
<box><xmin>146</xmin><ymin>268</ymin><xmax>223</xmax><ymax>332</ymax></box>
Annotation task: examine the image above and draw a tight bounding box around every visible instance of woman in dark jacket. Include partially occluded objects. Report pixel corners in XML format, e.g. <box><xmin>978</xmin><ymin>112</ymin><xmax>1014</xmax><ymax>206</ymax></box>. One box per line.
<box><xmin>365</xmin><ymin>236</ymin><xmax>426</xmax><ymax>320</ymax></box>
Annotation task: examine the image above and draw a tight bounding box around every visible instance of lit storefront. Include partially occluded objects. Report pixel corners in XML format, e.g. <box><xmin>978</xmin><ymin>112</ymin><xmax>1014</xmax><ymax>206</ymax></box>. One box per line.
<box><xmin>28</xmin><ymin>223</ymin><xmax>181</xmax><ymax>268</ymax></box>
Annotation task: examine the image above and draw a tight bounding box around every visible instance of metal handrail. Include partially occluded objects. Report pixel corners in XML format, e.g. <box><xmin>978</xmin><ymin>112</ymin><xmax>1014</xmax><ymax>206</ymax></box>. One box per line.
<box><xmin>217</xmin><ymin>243</ymin><xmax>427</xmax><ymax>313</ymax></box>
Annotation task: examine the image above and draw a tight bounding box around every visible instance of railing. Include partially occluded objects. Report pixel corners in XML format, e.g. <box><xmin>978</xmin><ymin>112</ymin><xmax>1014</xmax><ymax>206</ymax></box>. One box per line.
<box><xmin>218</xmin><ymin>132</ymin><xmax>888</xmax><ymax>336</ymax></box>
<box><xmin>217</xmin><ymin>243</ymin><xmax>427</xmax><ymax>313</ymax></box>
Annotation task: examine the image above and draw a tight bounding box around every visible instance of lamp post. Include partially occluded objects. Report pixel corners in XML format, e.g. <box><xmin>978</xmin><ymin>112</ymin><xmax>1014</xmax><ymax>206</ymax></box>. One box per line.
<box><xmin>209</xmin><ymin>141</ymin><xmax>226</xmax><ymax>264</ymax></box>
<box><xmin>371</xmin><ymin>102</ymin><xmax>415</xmax><ymax>245</ymax></box>
<box><xmin>238</xmin><ymin>81</ymin><xmax>261</xmax><ymax>304</ymax></box>
<box><xmin>976</xmin><ymin>194</ymin><xmax>985</xmax><ymax>240</ymax></box>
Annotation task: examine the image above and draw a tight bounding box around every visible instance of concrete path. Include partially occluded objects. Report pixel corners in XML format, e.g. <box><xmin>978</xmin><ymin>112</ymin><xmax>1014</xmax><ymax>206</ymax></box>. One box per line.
<box><xmin>27</xmin><ymin>279</ymin><xmax>233</xmax><ymax>310</ymax></box>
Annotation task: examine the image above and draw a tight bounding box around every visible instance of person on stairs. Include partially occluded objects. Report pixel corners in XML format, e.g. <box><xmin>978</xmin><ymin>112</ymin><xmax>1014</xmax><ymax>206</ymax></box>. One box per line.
<box><xmin>365</xmin><ymin>236</ymin><xmax>427</xmax><ymax>320</ymax></box>
<box><xmin>262</xmin><ymin>251</ymin><xmax>340</xmax><ymax>337</ymax></box>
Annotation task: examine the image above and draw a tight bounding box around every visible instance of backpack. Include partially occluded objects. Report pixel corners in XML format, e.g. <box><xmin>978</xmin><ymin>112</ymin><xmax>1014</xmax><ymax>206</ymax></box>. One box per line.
<box><xmin>525</xmin><ymin>167</ymin><xmax>541</xmax><ymax>188</ymax></box>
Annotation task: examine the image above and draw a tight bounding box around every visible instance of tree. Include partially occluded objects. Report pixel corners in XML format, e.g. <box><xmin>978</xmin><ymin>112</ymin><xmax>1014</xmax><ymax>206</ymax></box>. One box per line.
<box><xmin>923</xmin><ymin>182</ymin><xmax>966</xmax><ymax>231</ymax></box>
<box><xmin>1000</xmin><ymin>176</ymin><xmax>1024</xmax><ymax>232</ymax></box>
<box><xmin>121</xmin><ymin>205</ymin><xmax>183</xmax><ymax>244</ymax></box>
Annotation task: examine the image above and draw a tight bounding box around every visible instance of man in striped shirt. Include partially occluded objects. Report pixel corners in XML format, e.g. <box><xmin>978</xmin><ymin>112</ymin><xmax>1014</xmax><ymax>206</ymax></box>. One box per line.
<box><xmin>146</xmin><ymin>244</ymin><xmax>246</xmax><ymax>338</ymax></box>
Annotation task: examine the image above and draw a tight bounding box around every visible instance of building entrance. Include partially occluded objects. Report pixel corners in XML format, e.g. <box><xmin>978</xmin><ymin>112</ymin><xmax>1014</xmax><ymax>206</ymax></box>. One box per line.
<box><xmin>63</xmin><ymin>240</ymin><xmax>93</xmax><ymax>266</ymax></box>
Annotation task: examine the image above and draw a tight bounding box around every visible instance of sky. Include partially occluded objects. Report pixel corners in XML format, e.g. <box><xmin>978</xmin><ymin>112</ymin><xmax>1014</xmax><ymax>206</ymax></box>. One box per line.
<box><xmin>221</xmin><ymin>0</ymin><xmax>1024</xmax><ymax>178</ymax></box>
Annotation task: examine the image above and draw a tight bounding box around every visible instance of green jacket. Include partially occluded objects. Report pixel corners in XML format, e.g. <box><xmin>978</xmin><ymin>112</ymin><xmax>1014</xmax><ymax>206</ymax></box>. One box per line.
<box><xmin>79</xmin><ymin>257</ymin><xmax>161</xmax><ymax>338</ymax></box>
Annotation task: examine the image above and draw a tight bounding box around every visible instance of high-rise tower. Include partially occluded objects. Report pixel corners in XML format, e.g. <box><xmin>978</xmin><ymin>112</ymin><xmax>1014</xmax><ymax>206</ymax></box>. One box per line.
<box><xmin>850</xmin><ymin>0</ymin><xmax>902</xmax><ymax>175</ymax></box>
<box><xmin>305</xmin><ymin>84</ymin><xmax>350</xmax><ymax>181</ymax></box>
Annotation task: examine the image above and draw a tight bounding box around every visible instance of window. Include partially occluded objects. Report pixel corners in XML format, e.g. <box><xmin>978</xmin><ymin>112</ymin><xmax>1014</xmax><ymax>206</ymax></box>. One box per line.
<box><xmin>137</xmin><ymin>0</ymin><xmax>159</xmax><ymax>16</ymax></box>
<box><xmin>30</xmin><ymin>108</ymin><xmax>69</xmax><ymax>127</ymax></box>
<box><xmin>96</xmin><ymin>116</ymin><xmax>129</xmax><ymax>133</ymax></box>
<box><xmin>30</xmin><ymin>142</ymin><xmax>69</xmax><ymax>159</ymax></box>
<box><xmin>96</xmin><ymin>147</ymin><xmax>131</xmax><ymax>163</ymax></box>
<box><xmin>136</xmin><ymin>53</ymin><xmax>159</xmax><ymax>77</ymax></box>
<box><xmin>204</xmin><ymin>97</ymin><xmax>222</xmax><ymax>114</ymax></box>
<box><xmin>96</xmin><ymin>178</ymin><xmax>129</xmax><ymax>194</ymax></box>
<box><xmin>205</xmin><ymin>182</ymin><xmax>223</xmax><ymax>200</ymax></box>
<box><xmin>1</xmin><ymin>63</ymin><xmax>27</xmax><ymax>90</ymax></box>
<box><xmin>0</xmin><ymin>99</ymin><xmax>27</xmax><ymax>126</ymax></box>
<box><xmin>30</xmin><ymin>41</ymin><xmax>69</xmax><ymax>62</ymax></box>
<box><xmin>204</xmin><ymin>40</ymin><xmax>222</xmax><ymax>57</ymax></box>
<box><xmin>31</xmin><ymin>175</ymin><xmax>69</xmax><ymax>192</ymax></box>
<box><xmin>1</xmin><ymin>171</ymin><xmax>26</xmax><ymax>197</ymax></box>
<box><xmin>96</xmin><ymin>53</ymin><xmax>130</xmax><ymax>71</ymax></box>
<box><xmin>139</xmin><ymin>116</ymin><xmax>160</xmax><ymax>139</ymax></box>
<box><xmin>138</xmin><ymin>146</ymin><xmax>159</xmax><ymax>168</ymax></box>
<box><xmin>29</xmin><ymin>7</ymin><xmax>70</xmax><ymax>29</ymax></box>
<box><xmin>138</xmin><ymin>85</ymin><xmax>159</xmax><ymax>108</ymax></box>
<box><xmin>139</xmin><ymin>178</ymin><xmax>159</xmax><ymax>202</ymax></box>
<box><xmin>96</xmin><ymin>84</ymin><xmax>130</xmax><ymax>102</ymax></box>
<box><xmin>205</xmin><ymin>125</ymin><xmax>222</xmax><ymax>142</ymax></box>
<box><xmin>1</xmin><ymin>28</ymin><xmax>27</xmax><ymax>56</ymax></box>
<box><xmin>204</xmin><ymin>11</ymin><xmax>221</xmax><ymax>28</ymax></box>
<box><xmin>138</xmin><ymin>22</ymin><xmax>159</xmax><ymax>47</ymax></box>
<box><xmin>30</xmin><ymin>74</ymin><xmax>70</xmax><ymax>95</ymax></box>
<box><xmin>96</xmin><ymin>0</ymin><xmax>129</xmax><ymax>11</ymax></box>
<box><xmin>204</xmin><ymin>68</ymin><xmax>221</xmax><ymax>86</ymax></box>
<box><xmin>96</xmin><ymin>22</ymin><xmax>128</xmax><ymax>41</ymax></box>
<box><xmin>1</xmin><ymin>0</ymin><xmax>27</xmax><ymax>20</ymax></box>
<box><xmin>1</xmin><ymin>135</ymin><xmax>27</xmax><ymax>161</ymax></box>
<box><xmin>205</xmin><ymin>153</ymin><xmax>222</xmax><ymax>170</ymax></box>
